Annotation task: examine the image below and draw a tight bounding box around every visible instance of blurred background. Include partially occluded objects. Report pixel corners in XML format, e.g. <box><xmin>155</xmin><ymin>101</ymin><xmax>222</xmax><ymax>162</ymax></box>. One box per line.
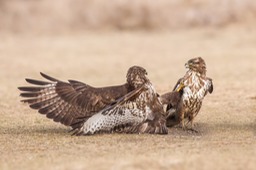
<box><xmin>0</xmin><ymin>0</ymin><xmax>255</xmax><ymax>87</ymax></box>
<box><xmin>0</xmin><ymin>0</ymin><xmax>255</xmax><ymax>91</ymax></box>
<box><xmin>1</xmin><ymin>0</ymin><xmax>256</xmax><ymax>100</ymax></box>
<box><xmin>0</xmin><ymin>0</ymin><xmax>256</xmax><ymax>33</ymax></box>
<box><xmin>1</xmin><ymin>1</ymin><xmax>256</xmax><ymax>170</ymax></box>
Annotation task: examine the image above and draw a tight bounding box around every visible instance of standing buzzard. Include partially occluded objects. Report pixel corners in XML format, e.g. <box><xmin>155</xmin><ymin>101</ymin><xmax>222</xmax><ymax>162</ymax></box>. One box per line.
<box><xmin>164</xmin><ymin>57</ymin><xmax>213</xmax><ymax>132</ymax></box>
<box><xmin>18</xmin><ymin>66</ymin><xmax>168</xmax><ymax>135</ymax></box>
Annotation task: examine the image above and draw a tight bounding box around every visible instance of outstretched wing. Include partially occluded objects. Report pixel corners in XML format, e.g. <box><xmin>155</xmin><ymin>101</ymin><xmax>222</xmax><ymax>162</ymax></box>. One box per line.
<box><xmin>18</xmin><ymin>72</ymin><xmax>129</xmax><ymax>127</ymax></box>
<box><xmin>72</xmin><ymin>84</ymin><xmax>168</xmax><ymax>135</ymax></box>
<box><xmin>71</xmin><ymin>85</ymin><xmax>146</xmax><ymax>135</ymax></box>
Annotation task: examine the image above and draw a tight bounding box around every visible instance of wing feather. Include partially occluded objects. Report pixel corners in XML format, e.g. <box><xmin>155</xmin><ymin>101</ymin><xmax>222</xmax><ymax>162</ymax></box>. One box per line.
<box><xmin>25</xmin><ymin>78</ymin><xmax>51</xmax><ymax>85</ymax></box>
<box><xmin>18</xmin><ymin>72</ymin><xmax>129</xmax><ymax>127</ymax></box>
<box><xmin>172</xmin><ymin>78</ymin><xmax>183</xmax><ymax>91</ymax></box>
<box><xmin>207</xmin><ymin>78</ymin><xmax>213</xmax><ymax>94</ymax></box>
<box><xmin>71</xmin><ymin>85</ymin><xmax>146</xmax><ymax>135</ymax></box>
<box><xmin>20</xmin><ymin>92</ymin><xmax>42</xmax><ymax>98</ymax></box>
<box><xmin>40</xmin><ymin>72</ymin><xmax>60</xmax><ymax>82</ymax></box>
<box><xmin>72</xmin><ymin>84</ymin><xmax>168</xmax><ymax>135</ymax></box>
<box><xmin>18</xmin><ymin>86</ymin><xmax>46</xmax><ymax>92</ymax></box>
<box><xmin>160</xmin><ymin>91</ymin><xmax>182</xmax><ymax>105</ymax></box>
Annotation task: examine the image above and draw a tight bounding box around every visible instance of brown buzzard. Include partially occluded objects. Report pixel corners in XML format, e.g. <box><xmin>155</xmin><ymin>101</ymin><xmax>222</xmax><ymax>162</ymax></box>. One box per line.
<box><xmin>18</xmin><ymin>66</ymin><xmax>167</xmax><ymax>135</ymax></box>
<box><xmin>164</xmin><ymin>57</ymin><xmax>213</xmax><ymax>132</ymax></box>
<box><xmin>160</xmin><ymin>83</ymin><xmax>184</xmax><ymax>117</ymax></box>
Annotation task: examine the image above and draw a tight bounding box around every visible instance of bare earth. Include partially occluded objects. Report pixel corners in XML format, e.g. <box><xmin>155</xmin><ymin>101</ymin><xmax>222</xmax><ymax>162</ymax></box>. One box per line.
<box><xmin>0</xmin><ymin>27</ymin><xmax>256</xmax><ymax>170</ymax></box>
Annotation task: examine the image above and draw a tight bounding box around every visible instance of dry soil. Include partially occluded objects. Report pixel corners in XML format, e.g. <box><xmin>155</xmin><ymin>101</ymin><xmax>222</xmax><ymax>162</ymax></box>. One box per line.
<box><xmin>0</xmin><ymin>27</ymin><xmax>256</xmax><ymax>170</ymax></box>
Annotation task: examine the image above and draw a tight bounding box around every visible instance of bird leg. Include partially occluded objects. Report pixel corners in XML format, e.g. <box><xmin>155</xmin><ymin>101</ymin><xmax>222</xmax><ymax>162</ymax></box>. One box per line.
<box><xmin>185</xmin><ymin>117</ymin><xmax>199</xmax><ymax>133</ymax></box>
<box><xmin>181</xmin><ymin>112</ymin><xmax>186</xmax><ymax>130</ymax></box>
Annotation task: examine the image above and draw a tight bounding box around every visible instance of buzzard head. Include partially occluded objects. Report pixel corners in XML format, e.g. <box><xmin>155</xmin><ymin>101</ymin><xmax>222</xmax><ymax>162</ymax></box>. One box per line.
<box><xmin>185</xmin><ymin>57</ymin><xmax>206</xmax><ymax>75</ymax></box>
<box><xmin>126</xmin><ymin>66</ymin><xmax>149</xmax><ymax>88</ymax></box>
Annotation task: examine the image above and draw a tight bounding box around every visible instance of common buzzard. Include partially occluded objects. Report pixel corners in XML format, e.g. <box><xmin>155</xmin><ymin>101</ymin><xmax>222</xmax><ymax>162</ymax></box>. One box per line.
<box><xmin>160</xmin><ymin>83</ymin><xmax>184</xmax><ymax>118</ymax></box>
<box><xmin>164</xmin><ymin>57</ymin><xmax>213</xmax><ymax>132</ymax></box>
<box><xmin>18</xmin><ymin>66</ymin><xmax>168</xmax><ymax>135</ymax></box>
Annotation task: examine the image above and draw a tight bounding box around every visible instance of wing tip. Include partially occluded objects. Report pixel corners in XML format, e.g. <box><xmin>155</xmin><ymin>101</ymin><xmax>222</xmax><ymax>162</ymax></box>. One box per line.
<box><xmin>40</xmin><ymin>72</ymin><xmax>59</xmax><ymax>82</ymax></box>
<box><xmin>17</xmin><ymin>86</ymin><xmax>23</xmax><ymax>90</ymax></box>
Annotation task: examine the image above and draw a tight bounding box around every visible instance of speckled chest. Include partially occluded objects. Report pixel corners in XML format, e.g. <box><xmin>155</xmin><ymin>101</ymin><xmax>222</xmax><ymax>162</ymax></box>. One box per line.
<box><xmin>182</xmin><ymin>71</ymin><xmax>209</xmax><ymax>110</ymax></box>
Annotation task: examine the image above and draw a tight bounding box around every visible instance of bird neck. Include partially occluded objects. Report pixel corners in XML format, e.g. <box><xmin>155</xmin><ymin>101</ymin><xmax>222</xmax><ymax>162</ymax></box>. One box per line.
<box><xmin>187</xmin><ymin>69</ymin><xmax>206</xmax><ymax>77</ymax></box>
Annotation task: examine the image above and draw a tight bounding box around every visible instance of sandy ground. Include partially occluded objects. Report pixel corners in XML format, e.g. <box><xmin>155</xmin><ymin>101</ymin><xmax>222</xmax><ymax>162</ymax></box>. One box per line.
<box><xmin>0</xmin><ymin>26</ymin><xmax>256</xmax><ymax>170</ymax></box>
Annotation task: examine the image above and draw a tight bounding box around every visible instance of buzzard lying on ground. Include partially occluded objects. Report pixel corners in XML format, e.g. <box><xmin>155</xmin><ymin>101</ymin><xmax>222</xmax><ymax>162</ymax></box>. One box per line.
<box><xmin>18</xmin><ymin>66</ymin><xmax>168</xmax><ymax>135</ymax></box>
<box><xmin>164</xmin><ymin>57</ymin><xmax>213</xmax><ymax>132</ymax></box>
<box><xmin>160</xmin><ymin>83</ymin><xmax>184</xmax><ymax>118</ymax></box>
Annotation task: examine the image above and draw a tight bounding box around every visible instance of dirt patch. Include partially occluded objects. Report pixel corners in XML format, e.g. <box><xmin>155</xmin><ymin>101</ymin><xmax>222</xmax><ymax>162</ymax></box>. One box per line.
<box><xmin>0</xmin><ymin>27</ymin><xmax>256</xmax><ymax>170</ymax></box>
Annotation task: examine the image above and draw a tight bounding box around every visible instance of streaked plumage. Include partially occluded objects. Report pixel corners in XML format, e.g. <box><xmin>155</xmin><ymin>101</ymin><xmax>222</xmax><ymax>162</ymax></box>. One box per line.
<box><xmin>18</xmin><ymin>66</ymin><xmax>168</xmax><ymax>135</ymax></box>
<box><xmin>72</xmin><ymin>80</ymin><xmax>168</xmax><ymax>135</ymax></box>
<box><xmin>165</xmin><ymin>57</ymin><xmax>213</xmax><ymax>132</ymax></box>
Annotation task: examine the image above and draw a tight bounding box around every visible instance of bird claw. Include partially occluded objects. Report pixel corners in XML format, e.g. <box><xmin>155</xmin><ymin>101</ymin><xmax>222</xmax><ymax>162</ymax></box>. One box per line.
<box><xmin>186</xmin><ymin>128</ymin><xmax>199</xmax><ymax>133</ymax></box>
<box><xmin>181</xmin><ymin>123</ymin><xmax>199</xmax><ymax>133</ymax></box>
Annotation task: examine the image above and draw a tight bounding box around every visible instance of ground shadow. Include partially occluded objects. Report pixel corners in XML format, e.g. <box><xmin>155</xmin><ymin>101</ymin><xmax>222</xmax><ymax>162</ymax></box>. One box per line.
<box><xmin>168</xmin><ymin>122</ymin><xmax>210</xmax><ymax>137</ymax></box>
<box><xmin>1</xmin><ymin>121</ymin><xmax>255</xmax><ymax>137</ymax></box>
<box><xmin>0</xmin><ymin>125</ymin><xmax>68</xmax><ymax>135</ymax></box>
<box><xmin>168</xmin><ymin>121</ymin><xmax>256</xmax><ymax>137</ymax></box>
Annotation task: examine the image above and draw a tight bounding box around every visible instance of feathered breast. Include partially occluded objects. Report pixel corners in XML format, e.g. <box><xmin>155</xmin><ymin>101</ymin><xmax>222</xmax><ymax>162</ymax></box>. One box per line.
<box><xmin>74</xmin><ymin>82</ymin><xmax>157</xmax><ymax>135</ymax></box>
<box><xmin>182</xmin><ymin>71</ymin><xmax>210</xmax><ymax>103</ymax></box>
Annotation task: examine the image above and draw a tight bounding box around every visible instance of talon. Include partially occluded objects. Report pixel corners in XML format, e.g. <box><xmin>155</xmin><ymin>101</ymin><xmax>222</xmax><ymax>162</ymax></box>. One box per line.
<box><xmin>186</xmin><ymin>128</ymin><xmax>199</xmax><ymax>133</ymax></box>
